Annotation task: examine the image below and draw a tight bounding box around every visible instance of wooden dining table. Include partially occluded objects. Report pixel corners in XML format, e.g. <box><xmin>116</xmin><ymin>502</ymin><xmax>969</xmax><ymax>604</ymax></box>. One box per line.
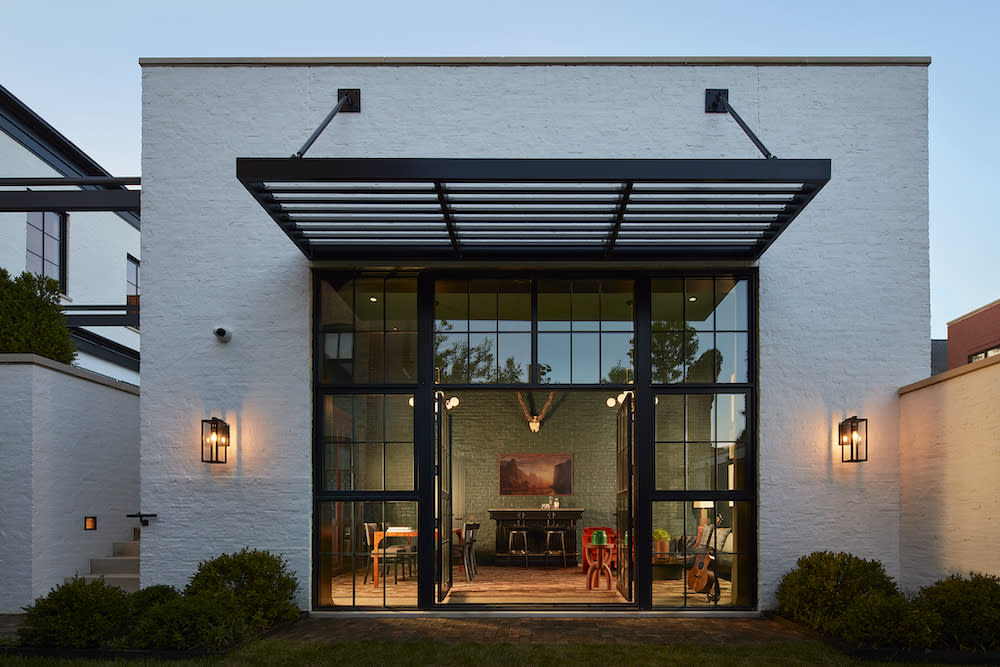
<box><xmin>370</xmin><ymin>528</ymin><xmax>463</xmax><ymax>588</ymax></box>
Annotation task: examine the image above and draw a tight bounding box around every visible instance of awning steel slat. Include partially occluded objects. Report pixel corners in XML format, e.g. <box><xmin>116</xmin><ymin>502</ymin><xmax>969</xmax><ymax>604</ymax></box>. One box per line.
<box><xmin>237</xmin><ymin>157</ymin><xmax>829</xmax><ymax>261</ymax></box>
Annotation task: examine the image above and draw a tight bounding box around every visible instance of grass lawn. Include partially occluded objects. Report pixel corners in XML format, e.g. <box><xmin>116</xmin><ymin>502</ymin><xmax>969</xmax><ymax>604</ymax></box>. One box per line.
<box><xmin>0</xmin><ymin>638</ymin><xmax>947</xmax><ymax>666</ymax></box>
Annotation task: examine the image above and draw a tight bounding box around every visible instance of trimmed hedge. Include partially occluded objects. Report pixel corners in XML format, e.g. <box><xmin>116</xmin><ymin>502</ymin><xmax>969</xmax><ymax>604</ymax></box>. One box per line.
<box><xmin>778</xmin><ymin>552</ymin><xmax>1000</xmax><ymax>653</ymax></box>
<box><xmin>18</xmin><ymin>577</ymin><xmax>130</xmax><ymax>649</ymax></box>
<box><xmin>913</xmin><ymin>573</ymin><xmax>1000</xmax><ymax>651</ymax></box>
<box><xmin>17</xmin><ymin>548</ymin><xmax>300</xmax><ymax>652</ymax></box>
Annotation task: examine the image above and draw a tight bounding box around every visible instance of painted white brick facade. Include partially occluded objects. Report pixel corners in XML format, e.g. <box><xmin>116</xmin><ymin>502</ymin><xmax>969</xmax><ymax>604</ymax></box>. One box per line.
<box><xmin>898</xmin><ymin>356</ymin><xmax>1000</xmax><ymax>592</ymax></box>
<box><xmin>140</xmin><ymin>59</ymin><xmax>929</xmax><ymax>609</ymax></box>
<box><xmin>0</xmin><ymin>355</ymin><xmax>139</xmax><ymax>613</ymax></box>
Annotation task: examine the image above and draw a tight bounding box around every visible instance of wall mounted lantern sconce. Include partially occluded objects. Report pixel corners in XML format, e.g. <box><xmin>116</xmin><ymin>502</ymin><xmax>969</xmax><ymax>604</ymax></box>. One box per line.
<box><xmin>84</xmin><ymin>516</ymin><xmax>97</xmax><ymax>530</ymax></box>
<box><xmin>839</xmin><ymin>415</ymin><xmax>868</xmax><ymax>463</ymax></box>
<box><xmin>201</xmin><ymin>417</ymin><xmax>230</xmax><ymax>464</ymax></box>
<box><xmin>407</xmin><ymin>392</ymin><xmax>460</xmax><ymax>410</ymax></box>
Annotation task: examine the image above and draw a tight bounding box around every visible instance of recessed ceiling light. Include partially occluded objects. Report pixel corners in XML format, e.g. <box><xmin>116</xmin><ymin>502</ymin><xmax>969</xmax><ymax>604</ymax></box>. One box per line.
<box><xmin>369</xmin><ymin>296</ymin><xmax>378</xmax><ymax>303</ymax></box>
<box><xmin>688</xmin><ymin>296</ymin><xmax>697</xmax><ymax>302</ymax></box>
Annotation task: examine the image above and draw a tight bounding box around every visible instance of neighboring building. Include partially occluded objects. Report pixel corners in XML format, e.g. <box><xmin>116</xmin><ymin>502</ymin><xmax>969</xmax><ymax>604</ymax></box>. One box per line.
<box><xmin>139</xmin><ymin>57</ymin><xmax>930</xmax><ymax>613</ymax></box>
<box><xmin>946</xmin><ymin>298</ymin><xmax>1000</xmax><ymax>370</ymax></box>
<box><xmin>0</xmin><ymin>83</ymin><xmax>140</xmax><ymax>384</ymax></box>
<box><xmin>0</xmin><ymin>84</ymin><xmax>140</xmax><ymax>613</ymax></box>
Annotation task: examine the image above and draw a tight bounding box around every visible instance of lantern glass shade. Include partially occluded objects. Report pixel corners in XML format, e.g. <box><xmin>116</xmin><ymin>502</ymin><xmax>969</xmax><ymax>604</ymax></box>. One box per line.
<box><xmin>839</xmin><ymin>415</ymin><xmax>868</xmax><ymax>462</ymax></box>
<box><xmin>84</xmin><ymin>516</ymin><xmax>97</xmax><ymax>530</ymax></box>
<box><xmin>201</xmin><ymin>417</ymin><xmax>230</xmax><ymax>464</ymax></box>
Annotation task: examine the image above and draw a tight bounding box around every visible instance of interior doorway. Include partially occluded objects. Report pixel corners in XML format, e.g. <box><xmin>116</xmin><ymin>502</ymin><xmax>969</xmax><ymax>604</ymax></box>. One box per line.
<box><xmin>435</xmin><ymin>389</ymin><xmax>632</xmax><ymax>606</ymax></box>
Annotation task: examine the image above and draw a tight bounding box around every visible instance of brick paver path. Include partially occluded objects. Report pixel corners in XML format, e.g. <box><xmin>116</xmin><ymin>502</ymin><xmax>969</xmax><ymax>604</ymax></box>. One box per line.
<box><xmin>266</xmin><ymin>616</ymin><xmax>814</xmax><ymax>645</ymax></box>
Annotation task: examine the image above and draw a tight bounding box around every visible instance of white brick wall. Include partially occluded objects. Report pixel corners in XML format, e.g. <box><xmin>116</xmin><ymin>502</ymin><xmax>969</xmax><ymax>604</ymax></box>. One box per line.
<box><xmin>140</xmin><ymin>60</ymin><xmax>929</xmax><ymax>609</ymax></box>
<box><xmin>0</xmin><ymin>355</ymin><xmax>139</xmax><ymax>613</ymax></box>
<box><xmin>898</xmin><ymin>357</ymin><xmax>1000</xmax><ymax>592</ymax></box>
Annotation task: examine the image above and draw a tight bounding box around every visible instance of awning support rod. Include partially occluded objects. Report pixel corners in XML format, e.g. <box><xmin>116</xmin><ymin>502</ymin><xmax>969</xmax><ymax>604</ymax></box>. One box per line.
<box><xmin>706</xmin><ymin>89</ymin><xmax>775</xmax><ymax>160</ymax></box>
<box><xmin>292</xmin><ymin>89</ymin><xmax>360</xmax><ymax>158</ymax></box>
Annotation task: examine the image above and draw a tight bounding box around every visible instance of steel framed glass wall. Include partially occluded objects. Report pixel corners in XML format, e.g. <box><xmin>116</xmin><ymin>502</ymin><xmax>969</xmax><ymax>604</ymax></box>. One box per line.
<box><xmin>313</xmin><ymin>270</ymin><xmax>756</xmax><ymax>610</ymax></box>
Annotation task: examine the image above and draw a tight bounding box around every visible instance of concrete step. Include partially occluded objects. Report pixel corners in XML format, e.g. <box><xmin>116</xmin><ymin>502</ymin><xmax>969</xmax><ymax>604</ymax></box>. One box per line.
<box><xmin>90</xmin><ymin>556</ymin><xmax>139</xmax><ymax>575</ymax></box>
<box><xmin>67</xmin><ymin>573</ymin><xmax>140</xmax><ymax>593</ymax></box>
<box><xmin>113</xmin><ymin>541</ymin><xmax>140</xmax><ymax>557</ymax></box>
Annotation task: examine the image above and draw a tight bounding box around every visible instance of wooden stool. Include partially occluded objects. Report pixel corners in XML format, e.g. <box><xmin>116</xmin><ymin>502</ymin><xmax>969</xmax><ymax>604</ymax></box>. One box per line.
<box><xmin>508</xmin><ymin>529</ymin><xmax>529</xmax><ymax>567</ymax></box>
<box><xmin>544</xmin><ymin>529</ymin><xmax>567</xmax><ymax>567</ymax></box>
<box><xmin>586</xmin><ymin>543</ymin><xmax>614</xmax><ymax>590</ymax></box>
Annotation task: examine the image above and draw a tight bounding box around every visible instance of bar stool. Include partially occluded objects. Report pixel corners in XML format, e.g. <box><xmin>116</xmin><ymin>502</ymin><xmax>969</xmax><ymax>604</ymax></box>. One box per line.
<box><xmin>508</xmin><ymin>527</ymin><xmax>530</xmax><ymax>567</ymax></box>
<box><xmin>544</xmin><ymin>529</ymin><xmax>568</xmax><ymax>567</ymax></box>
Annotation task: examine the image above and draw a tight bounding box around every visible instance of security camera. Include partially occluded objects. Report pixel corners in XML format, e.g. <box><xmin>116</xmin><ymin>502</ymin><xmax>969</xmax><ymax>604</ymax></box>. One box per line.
<box><xmin>214</xmin><ymin>327</ymin><xmax>232</xmax><ymax>343</ymax></box>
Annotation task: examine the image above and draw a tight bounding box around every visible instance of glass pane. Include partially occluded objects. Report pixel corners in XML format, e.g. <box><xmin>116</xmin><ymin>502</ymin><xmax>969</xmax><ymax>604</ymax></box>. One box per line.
<box><xmin>354</xmin><ymin>394</ymin><xmax>384</xmax><ymax>443</ymax></box>
<box><xmin>355</xmin><ymin>277</ymin><xmax>384</xmax><ymax>331</ymax></box>
<box><xmin>385</xmin><ymin>278</ymin><xmax>417</xmax><ymax>333</ymax></box>
<box><xmin>651</xmin><ymin>331</ymin><xmax>685</xmax><ymax>384</ymax></box>
<box><xmin>686</xmin><ymin>442</ymin><xmax>714</xmax><ymax>490</ymax></box>
<box><xmin>537</xmin><ymin>280</ymin><xmax>571</xmax><ymax>331</ymax></box>
<box><xmin>27</xmin><ymin>224</ymin><xmax>43</xmax><ymax>255</ymax></box>
<box><xmin>651</xmin><ymin>501</ymin><xmax>690</xmax><ymax>607</ymax></box>
<box><xmin>655</xmin><ymin>442</ymin><xmax>685</xmax><ymax>490</ymax></box>
<box><xmin>571</xmin><ymin>281</ymin><xmax>600</xmax><ymax>331</ymax></box>
<box><xmin>654</xmin><ymin>394</ymin><xmax>684</xmax><ymax>441</ymax></box>
<box><xmin>716</xmin><ymin>332</ymin><xmax>748</xmax><ymax>384</ymax></box>
<box><xmin>322</xmin><ymin>332</ymin><xmax>353</xmax><ymax>384</ymax></box>
<box><xmin>353</xmin><ymin>332</ymin><xmax>384</xmax><ymax>384</ymax></box>
<box><xmin>498</xmin><ymin>280</ymin><xmax>531</xmax><ymax>331</ymax></box>
<box><xmin>385</xmin><ymin>332</ymin><xmax>417</xmax><ymax>383</ymax></box>
<box><xmin>601</xmin><ymin>280</ymin><xmax>634</xmax><ymax>331</ymax></box>
<box><xmin>44</xmin><ymin>234</ymin><xmax>59</xmax><ymax>261</ymax></box>
<box><xmin>469</xmin><ymin>332</ymin><xmax>498</xmax><ymax>383</ymax></box>
<box><xmin>435</xmin><ymin>333</ymin><xmax>468</xmax><ymax>383</ymax></box>
<box><xmin>127</xmin><ymin>259</ymin><xmax>138</xmax><ymax>286</ymax></box>
<box><xmin>322</xmin><ymin>395</ymin><xmax>354</xmax><ymax>491</ymax></box>
<box><xmin>385</xmin><ymin>442</ymin><xmax>415</xmax><ymax>489</ymax></box>
<box><xmin>601</xmin><ymin>332</ymin><xmax>633</xmax><ymax>384</ymax></box>
<box><xmin>385</xmin><ymin>394</ymin><xmax>414</xmax><ymax>442</ymax></box>
<box><xmin>435</xmin><ymin>280</ymin><xmax>468</xmax><ymax>332</ymax></box>
<box><xmin>497</xmin><ymin>333</ymin><xmax>530</xmax><ymax>383</ymax></box>
<box><xmin>686</xmin><ymin>394</ymin><xmax>715</xmax><ymax>442</ymax></box>
<box><xmin>715</xmin><ymin>278</ymin><xmax>748</xmax><ymax>331</ymax></box>
<box><xmin>571</xmin><ymin>332</ymin><xmax>599</xmax><ymax>383</ymax></box>
<box><xmin>714</xmin><ymin>394</ymin><xmax>746</xmax><ymax>443</ymax></box>
<box><xmin>685</xmin><ymin>278</ymin><xmax>715</xmax><ymax>331</ymax></box>
<box><xmin>44</xmin><ymin>212</ymin><xmax>61</xmax><ymax>238</ymax></box>
<box><xmin>538</xmin><ymin>333</ymin><xmax>570</xmax><ymax>383</ymax></box>
<box><xmin>43</xmin><ymin>261</ymin><xmax>59</xmax><ymax>281</ymax></box>
<box><xmin>651</xmin><ymin>279</ymin><xmax>684</xmax><ymax>328</ymax></box>
<box><xmin>321</xmin><ymin>278</ymin><xmax>355</xmax><ymax>329</ymax></box>
<box><xmin>469</xmin><ymin>280</ymin><xmax>498</xmax><ymax>332</ymax></box>
<box><xmin>26</xmin><ymin>211</ymin><xmax>43</xmax><ymax>231</ymax></box>
<box><xmin>685</xmin><ymin>332</ymin><xmax>717</xmax><ymax>383</ymax></box>
<box><xmin>25</xmin><ymin>251</ymin><xmax>42</xmax><ymax>276</ymax></box>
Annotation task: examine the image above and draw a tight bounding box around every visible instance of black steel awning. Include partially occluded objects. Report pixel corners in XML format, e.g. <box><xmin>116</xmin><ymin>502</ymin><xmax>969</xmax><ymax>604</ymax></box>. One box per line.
<box><xmin>236</xmin><ymin>157</ymin><xmax>830</xmax><ymax>262</ymax></box>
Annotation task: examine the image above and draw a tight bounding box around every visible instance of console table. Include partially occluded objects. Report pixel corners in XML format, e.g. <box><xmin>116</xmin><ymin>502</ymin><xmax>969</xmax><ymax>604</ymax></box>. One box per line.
<box><xmin>488</xmin><ymin>508</ymin><xmax>583</xmax><ymax>566</ymax></box>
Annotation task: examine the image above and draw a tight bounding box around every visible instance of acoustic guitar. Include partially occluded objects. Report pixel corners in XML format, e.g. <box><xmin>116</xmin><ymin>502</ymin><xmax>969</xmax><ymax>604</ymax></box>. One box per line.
<box><xmin>686</xmin><ymin>550</ymin><xmax>715</xmax><ymax>593</ymax></box>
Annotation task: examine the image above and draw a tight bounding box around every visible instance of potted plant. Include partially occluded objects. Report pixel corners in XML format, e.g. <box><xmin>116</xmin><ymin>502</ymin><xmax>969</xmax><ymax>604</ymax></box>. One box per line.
<box><xmin>652</xmin><ymin>529</ymin><xmax>671</xmax><ymax>556</ymax></box>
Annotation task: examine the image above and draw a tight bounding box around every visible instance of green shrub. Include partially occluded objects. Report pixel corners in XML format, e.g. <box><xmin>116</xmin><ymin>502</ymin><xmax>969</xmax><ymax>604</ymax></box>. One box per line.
<box><xmin>18</xmin><ymin>577</ymin><xmax>129</xmax><ymax>649</ymax></box>
<box><xmin>775</xmin><ymin>551</ymin><xmax>899</xmax><ymax>633</ymax></box>
<box><xmin>128</xmin><ymin>593</ymin><xmax>247</xmax><ymax>651</ymax></box>
<box><xmin>0</xmin><ymin>269</ymin><xmax>75</xmax><ymax>364</ymax></box>
<box><xmin>914</xmin><ymin>572</ymin><xmax>1000</xmax><ymax>650</ymax></box>
<box><xmin>184</xmin><ymin>547</ymin><xmax>300</xmax><ymax>629</ymax></box>
<box><xmin>128</xmin><ymin>584</ymin><xmax>181</xmax><ymax>617</ymax></box>
<box><xmin>834</xmin><ymin>591</ymin><xmax>941</xmax><ymax>649</ymax></box>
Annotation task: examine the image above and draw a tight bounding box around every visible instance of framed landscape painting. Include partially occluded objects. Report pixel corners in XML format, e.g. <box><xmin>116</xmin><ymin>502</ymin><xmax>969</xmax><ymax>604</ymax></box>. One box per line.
<box><xmin>499</xmin><ymin>453</ymin><xmax>573</xmax><ymax>496</ymax></box>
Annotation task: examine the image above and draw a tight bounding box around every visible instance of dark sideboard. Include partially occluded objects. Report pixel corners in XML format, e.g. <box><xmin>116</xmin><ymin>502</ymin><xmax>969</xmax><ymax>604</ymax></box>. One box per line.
<box><xmin>488</xmin><ymin>508</ymin><xmax>584</xmax><ymax>566</ymax></box>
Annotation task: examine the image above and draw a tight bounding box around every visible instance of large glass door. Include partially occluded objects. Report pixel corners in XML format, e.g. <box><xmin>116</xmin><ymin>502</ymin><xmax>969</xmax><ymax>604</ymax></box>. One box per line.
<box><xmin>436</xmin><ymin>393</ymin><xmax>453</xmax><ymax>601</ymax></box>
<box><xmin>616</xmin><ymin>392</ymin><xmax>635</xmax><ymax>601</ymax></box>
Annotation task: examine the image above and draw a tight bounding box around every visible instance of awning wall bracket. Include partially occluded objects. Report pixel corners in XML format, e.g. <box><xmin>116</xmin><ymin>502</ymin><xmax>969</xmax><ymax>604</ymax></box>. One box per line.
<box><xmin>292</xmin><ymin>88</ymin><xmax>360</xmax><ymax>158</ymax></box>
<box><xmin>705</xmin><ymin>89</ymin><xmax>775</xmax><ymax>160</ymax></box>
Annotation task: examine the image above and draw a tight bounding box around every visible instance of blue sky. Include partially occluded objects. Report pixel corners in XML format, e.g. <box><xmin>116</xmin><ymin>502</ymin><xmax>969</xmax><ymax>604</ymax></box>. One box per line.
<box><xmin>1</xmin><ymin>0</ymin><xmax>996</xmax><ymax>337</ymax></box>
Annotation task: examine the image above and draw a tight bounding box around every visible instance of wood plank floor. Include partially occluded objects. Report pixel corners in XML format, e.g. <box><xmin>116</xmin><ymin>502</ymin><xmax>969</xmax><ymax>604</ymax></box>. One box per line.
<box><xmin>328</xmin><ymin>562</ymin><xmax>733</xmax><ymax>608</ymax></box>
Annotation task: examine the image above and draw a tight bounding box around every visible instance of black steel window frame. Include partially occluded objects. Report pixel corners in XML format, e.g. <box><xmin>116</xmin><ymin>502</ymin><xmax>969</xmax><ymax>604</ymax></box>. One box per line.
<box><xmin>312</xmin><ymin>271</ymin><xmax>420</xmax><ymax>610</ymax></box>
<box><xmin>311</xmin><ymin>268</ymin><xmax>757</xmax><ymax>611</ymax></box>
<box><xmin>26</xmin><ymin>210</ymin><xmax>67</xmax><ymax>293</ymax></box>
